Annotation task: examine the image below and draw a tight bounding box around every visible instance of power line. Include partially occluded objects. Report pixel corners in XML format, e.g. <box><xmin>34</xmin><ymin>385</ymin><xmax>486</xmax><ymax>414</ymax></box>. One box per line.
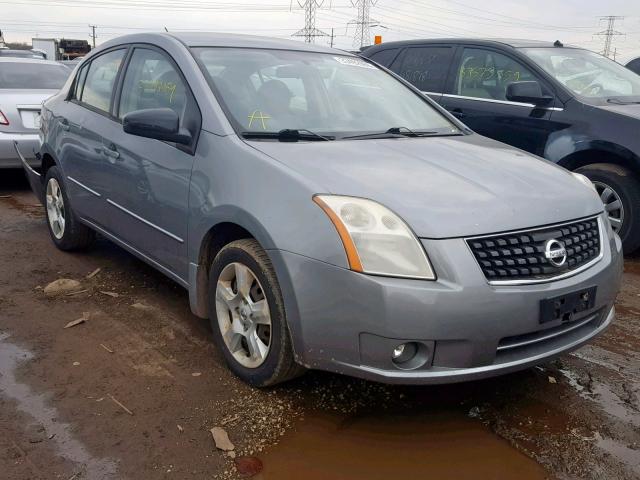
<box><xmin>292</xmin><ymin>0</ymin><xmax>329</xmax><ymax>43</ymax></box>
<box><xmin>595</xmin><ymin>16</ymin><xmax>625</xmax><ymax>59</ymax></box>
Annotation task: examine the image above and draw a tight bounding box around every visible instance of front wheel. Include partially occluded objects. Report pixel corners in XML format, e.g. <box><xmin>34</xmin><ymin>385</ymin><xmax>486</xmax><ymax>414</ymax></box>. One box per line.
<box><xmin>576</xmin><ymin>163</ymin><xmax>640</xmax><ymax>254</ymax></box>
<box><xmin>208</xmin><ymin>239</ymin><xmax>304</xmax><ymax>387</ymax></box>
<box><xmin>44</xmin><ymin>166</ymin><xmax>95</xmax><ymax>251</ymax></box>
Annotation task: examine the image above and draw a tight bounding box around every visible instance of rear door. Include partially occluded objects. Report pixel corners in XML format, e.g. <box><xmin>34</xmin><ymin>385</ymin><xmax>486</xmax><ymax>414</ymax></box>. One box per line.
<box><xmin>386</xmin><ymin>45</ymin><xmax>456</xmax><ymax>102</ymax></box>
<box><xmin>59</xmin><ymin>48</ymin><xmax>127</xmax><ymax>224</ymax></box>
<box><xmin>97</xmin><ymin>46</ymin><xmax>201</xmax><ymax>279</ymax></box>
<box><xmin>440</xmin><ymin>46</ymin><xmax>558</xmax><ymax>156</ymax></box>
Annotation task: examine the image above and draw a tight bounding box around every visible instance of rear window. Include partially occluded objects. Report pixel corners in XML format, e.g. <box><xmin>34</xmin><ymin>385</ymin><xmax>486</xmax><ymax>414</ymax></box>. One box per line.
<box><xmin>0</xmin><ymin>62</ymin><xmax>71</xmax><ymax>89</ymax></box>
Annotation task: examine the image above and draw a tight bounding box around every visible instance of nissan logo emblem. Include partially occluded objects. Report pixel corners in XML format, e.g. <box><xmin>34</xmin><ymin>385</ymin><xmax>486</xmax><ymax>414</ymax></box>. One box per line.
<box><xmin>544</xmin><ymin>239</ymin><xmax>567</xmax><ymax>267</ymax></box>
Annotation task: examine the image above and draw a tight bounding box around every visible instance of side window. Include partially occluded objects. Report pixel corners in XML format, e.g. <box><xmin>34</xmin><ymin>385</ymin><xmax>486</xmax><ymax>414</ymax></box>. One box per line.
<box><xmin>118</xmin><ymin>48</ymin><xmax>191</xmax><ymax>124</ymax></box>
<box><xmin>394</xmin><ymin>46</ymin><xmax>454</xmax><ymax>92</ymax></box>
<box><xmin>72</xmin><ymin>63</ymin><xmax>89</xmax><ymax>100</ymax></box>
<box><xmin>367</xmin><ymin>48</ymin><xmax>400</xmax><ymax>68</ymax></box>
<box><xmin>455</xmin><ymin>48</ymin><xmax>538</xmax><ymax>101</ymax></box>
<box><xmin>80</xmin><ymin>49</ymin><xmax>126</xmax><ymax>112</ymax></box>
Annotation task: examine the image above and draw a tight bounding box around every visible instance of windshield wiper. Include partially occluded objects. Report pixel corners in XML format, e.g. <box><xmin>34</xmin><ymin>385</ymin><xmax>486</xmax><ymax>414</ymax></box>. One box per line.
<box><xmin>241</xmin><ymin>129</ymin><xmax>334</xmax><ymax>142</ymax></box>
<box><xmin>606</xmin><ymin>98</ymin><xmax>640</xmax><ymax>105</ymax></box>
<box><xmin>342</xmin><ymin>127</ymin><xmax>460</xmax><ymax>140</ymax></box>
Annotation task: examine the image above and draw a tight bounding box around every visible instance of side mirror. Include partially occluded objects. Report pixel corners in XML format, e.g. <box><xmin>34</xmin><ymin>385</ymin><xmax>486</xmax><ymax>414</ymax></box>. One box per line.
<box><xmin>506</xmin><ymin>81</ymin><xmax>553</xmax><ymax>106</ymax></box>
<box><xmin>123</xmin><ymin>108</ymin><xmax>192</xmax><ymax>145</ymax></box>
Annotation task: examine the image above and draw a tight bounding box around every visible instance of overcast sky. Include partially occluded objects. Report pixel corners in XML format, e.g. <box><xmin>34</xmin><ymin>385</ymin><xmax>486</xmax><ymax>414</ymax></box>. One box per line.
<box><xmin>2</xmin><ymin>0</ymin><xmax>640</xmax><ymax>62</ymax></box>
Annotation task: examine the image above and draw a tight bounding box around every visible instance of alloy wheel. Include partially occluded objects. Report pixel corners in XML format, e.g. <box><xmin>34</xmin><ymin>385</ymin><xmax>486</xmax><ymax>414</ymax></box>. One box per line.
<box><xmin>215</xmin><ymin>262</ymin><xmax>271</xmax><ymax>368</ymax></box>
<box><xmin>593</xmin><ymin>181</ymin><xmax>624</xmax><ymax>233</ymax></box>
<box><xmin>46</xmin><ymin>178</ymin><xmax>66</xmax><ymax>239</ymax></box>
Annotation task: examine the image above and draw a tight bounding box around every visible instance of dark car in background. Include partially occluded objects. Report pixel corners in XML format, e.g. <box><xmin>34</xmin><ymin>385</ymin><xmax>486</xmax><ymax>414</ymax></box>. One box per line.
<box><xmin>362</xmin><ymin>39</ymin><xmax>640</xmax><ymax>252</ymax></box>
<box><xmin>628</xmin><ymin>57</ymin><xmax>640</xmax><ymax>76</ymax></box>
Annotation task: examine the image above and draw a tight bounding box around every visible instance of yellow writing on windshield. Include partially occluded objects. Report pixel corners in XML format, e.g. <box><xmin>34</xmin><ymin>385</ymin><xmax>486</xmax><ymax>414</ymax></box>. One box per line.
<box><xmin>248</xmin><ymin>110</ymin><xmax>270</xmax><ymax>130</ymax></box>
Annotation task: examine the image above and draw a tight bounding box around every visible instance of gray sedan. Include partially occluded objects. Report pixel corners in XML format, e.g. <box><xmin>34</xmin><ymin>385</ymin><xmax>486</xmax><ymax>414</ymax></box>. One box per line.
<box><xmin>0</xmin><ymin>57</ymin><xmax>71</xmax><ymax>168</ymax></box>
<box><xmin>20</xmin><ymin>33</ymin><xmax>622</xmax><ymax>387</ymax></box>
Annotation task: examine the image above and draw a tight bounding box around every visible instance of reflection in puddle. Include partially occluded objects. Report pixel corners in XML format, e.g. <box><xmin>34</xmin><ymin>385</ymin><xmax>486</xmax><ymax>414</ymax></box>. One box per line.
<box><xmin>257</xmin><ymin>410</ymin><xmax>548</xmax><ymax>480</ymax></box>
<box><xmin>0</xmin><ymin>332</ymin><xmax>118</xmax><ymax>478</ymax></box>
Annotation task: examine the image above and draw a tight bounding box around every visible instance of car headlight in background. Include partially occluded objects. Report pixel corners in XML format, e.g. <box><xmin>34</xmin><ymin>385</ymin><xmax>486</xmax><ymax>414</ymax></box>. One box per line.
<box><xmin>313</xmin><ymin>195</ymin><xmax>435</xmax><ymax>280</ymax></box>
<box><xmin>572</xmin><ymin>172</ymin><xmax>596</xmax><ymax>191</ymax></box>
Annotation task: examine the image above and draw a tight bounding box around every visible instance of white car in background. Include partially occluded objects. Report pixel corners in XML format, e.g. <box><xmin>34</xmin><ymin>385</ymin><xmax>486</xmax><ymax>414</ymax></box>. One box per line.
<box><xmin>0</xmin><ymin>57</ymin><xmax>71</xmax><ymax>168</ymax></box>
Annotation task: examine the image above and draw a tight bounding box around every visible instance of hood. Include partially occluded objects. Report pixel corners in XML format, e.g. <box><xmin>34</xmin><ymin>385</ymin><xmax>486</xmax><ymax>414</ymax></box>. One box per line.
<box><xmin>251</xmin><ymin>134</ymin><xmax>604</xmax><ymax>238</ymax></box>
<box><xmin>596</xmin><ymin>102</ymin><xmax>640</xmax><ymax>121</ymax></box>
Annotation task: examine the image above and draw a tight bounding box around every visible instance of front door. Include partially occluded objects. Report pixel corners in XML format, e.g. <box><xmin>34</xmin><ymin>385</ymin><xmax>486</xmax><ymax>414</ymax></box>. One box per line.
<box><xmin>440</xmin><ymin>47</ymin><xmax>558</xmax><ymax>157</ymax></box>
<box><xmin>99</xmin><ymin>46</ymin><xmax>200</xmax><ymax>281</ymax></box>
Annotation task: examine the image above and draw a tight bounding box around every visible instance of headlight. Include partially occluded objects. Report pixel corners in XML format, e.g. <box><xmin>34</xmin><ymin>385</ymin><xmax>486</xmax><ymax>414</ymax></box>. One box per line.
<box><xmin>572</xmin><ymin>172</ymin><xmax>596</xmax><ymax>191</ymax></box>
<box><xmin>313</xmin><ymin>195</ymin><xmax>435</xmax><ymax>280</ymax></box>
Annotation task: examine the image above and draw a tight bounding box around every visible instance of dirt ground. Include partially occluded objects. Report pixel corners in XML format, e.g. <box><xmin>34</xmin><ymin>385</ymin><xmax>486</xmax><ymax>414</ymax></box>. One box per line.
<box><xmin>1</xmin><ymin>170</ymin><xmax>639</xmax><ymax>480</ymax></box>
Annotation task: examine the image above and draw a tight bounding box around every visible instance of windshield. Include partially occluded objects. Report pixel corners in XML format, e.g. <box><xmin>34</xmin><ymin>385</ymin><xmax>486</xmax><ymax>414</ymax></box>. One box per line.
<box><xmin>0</xmin><ymin>62</ymin><xmax>71</xmax><ymax>89</ymax></box>
<box><xmin>521</xmin><ymin>47</ymin><xmax>640</xmax><ymax>101</ymax></box>
<box><xmin>192</xmin><ymin>48</ymin><xmax>459</xmax><ymax>139</ymax></box>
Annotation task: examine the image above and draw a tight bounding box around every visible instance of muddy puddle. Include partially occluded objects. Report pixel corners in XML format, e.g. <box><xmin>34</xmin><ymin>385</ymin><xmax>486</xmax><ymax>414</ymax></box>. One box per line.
<box><xmin>256</xmin><ymin>410</ymin><xmax>548</xmax><ymax>479</ymax></box>
<box><xmin>0</xmin><ymin>332</ymin><xmax>118</xmax><ymax>478</ymax></box>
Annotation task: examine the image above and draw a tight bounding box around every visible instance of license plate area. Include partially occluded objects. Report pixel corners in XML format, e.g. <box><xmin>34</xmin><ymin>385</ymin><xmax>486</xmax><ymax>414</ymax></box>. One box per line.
<box><xmin>540</xmin><ymin>286</ymin><xmax>596</xmax><ymax>324</ymax></box>
<box><xmin>18</xmin><ymin>108</ymin><xmax>41</xmax><ymax>129</ymax></box>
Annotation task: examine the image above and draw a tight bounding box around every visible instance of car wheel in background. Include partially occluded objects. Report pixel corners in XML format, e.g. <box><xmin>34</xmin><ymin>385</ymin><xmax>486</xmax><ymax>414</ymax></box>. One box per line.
<box><xmin>44</xmin><ymin>166</ymin><xmax>95</xmax><ymax>251</ymax></box>
<box><xmin>208</xmin><ymin>239</ymin><xmax>305</xmax><ymax>387</ymax></box>
<box><xmin>576</xmin><ymin>163</ymin><xmax>640</xmax><ymax>253</ymax></box>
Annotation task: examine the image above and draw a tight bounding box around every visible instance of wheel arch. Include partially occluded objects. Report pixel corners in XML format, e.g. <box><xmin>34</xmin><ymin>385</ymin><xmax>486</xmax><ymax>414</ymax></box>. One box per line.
<box><xmin>556</xmin><ymin>144</ymin><xmax>640</xmax><ymax>175</ymax></box>
<box><xmin>188</xmin><ymin>208</ymin><xmax>280</xmax><ymax>319</ymax></box>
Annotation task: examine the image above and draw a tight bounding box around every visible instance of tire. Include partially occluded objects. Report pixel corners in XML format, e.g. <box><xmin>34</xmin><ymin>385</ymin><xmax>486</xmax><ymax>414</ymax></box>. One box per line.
<box><xmin>576</xmin><ymin>163</ymin><xmax>640</xmax><ymax>254</ymax></box>
<box><xmin>44</xmin><ymin>166</ymin><xmax>95</xmax><ymax>251</ymax></box>
<box><xmin>208</xmin><ymin>239</ymin><xmax>305</xmax><ymax>387</ymax></box>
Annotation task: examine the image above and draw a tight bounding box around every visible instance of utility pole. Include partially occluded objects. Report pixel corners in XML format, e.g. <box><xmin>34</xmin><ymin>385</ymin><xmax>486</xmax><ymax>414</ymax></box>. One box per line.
<box><xmin>350</xmin><ymin>0</ymin><xmax>378</xmax><ymax>49</ymax></box>
<box><xmin>595</xmin><ymin>16</ymin><xmax>624</xmax><ymax>59</ymax></box>
<box><xmin>292</xmin><ymin>0</ymin><xmax>329</xmax><ymax>43</ymax></box>
<box><xmin>89</xmin><ymin>24</ymin><xmax>97</xmax><ymax>48</ymax></box>
<box><xmin>330</xmin><ymin>27</ymin><xmax>334</xmax><ymax>47</ymax></box>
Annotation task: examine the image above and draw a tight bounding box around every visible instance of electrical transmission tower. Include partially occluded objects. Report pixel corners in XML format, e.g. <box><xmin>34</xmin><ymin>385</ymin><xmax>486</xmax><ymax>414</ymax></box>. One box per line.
<box><xmin>292</xmin><ymin>0</ymin><xmax>329</xmax><ymax>43</ymax></box>
<box><xmin>350</xmin><ymin>0</ymin><xmax>378</xmax><ymax>49</ymax></box>
<box><xmin>595</xmin><ymin>16</ymin><xmax>624</xmax><ymax>59</ymax></box>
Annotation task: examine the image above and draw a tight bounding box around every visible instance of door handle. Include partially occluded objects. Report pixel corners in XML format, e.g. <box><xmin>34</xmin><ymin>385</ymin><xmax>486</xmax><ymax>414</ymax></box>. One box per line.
<box><xmin>102</xmin><ymin>144</ymin><xmax>120</xmax><ymax>160</ymax></box>
<box><xmin>60</xmin><ymin>119</ymin><xmax>70</xmax><ymax>131</ymax></box>
<box><xmin>451</xmin><ymin>108</ymin><xmax>467</xmax><ymax>119</ymax></box>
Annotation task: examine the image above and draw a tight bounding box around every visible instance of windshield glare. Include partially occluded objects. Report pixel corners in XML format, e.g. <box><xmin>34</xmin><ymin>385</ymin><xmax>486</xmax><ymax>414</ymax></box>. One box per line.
<box><xmin>0</xmin><ymin>62</ymin><xmax>71</xmax><ymax>89</ymax></box>
<box><xmin>192</xmin><ymin>48</ymin><xmax>458</xmax><ymax>138</ymax></box>
<box><xmin>522</xmin><ymin>47</ymin><xmax>640</xmax><ymax>100</ymax></box>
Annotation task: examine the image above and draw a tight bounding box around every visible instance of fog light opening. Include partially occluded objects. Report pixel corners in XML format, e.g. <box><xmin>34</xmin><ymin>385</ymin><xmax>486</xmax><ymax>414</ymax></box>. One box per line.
<box><xmin>391</xmin><ymin>342</ymin><xmax>418</xmax><ymax>365</ymax></box>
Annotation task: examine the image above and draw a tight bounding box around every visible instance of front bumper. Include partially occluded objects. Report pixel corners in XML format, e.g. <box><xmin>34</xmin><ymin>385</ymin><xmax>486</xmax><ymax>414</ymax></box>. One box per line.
<box><xmin>270</xmin><ymin>214</ymin><xmax>623</xmax><ymax>384</ymax></box>
<box><xmin>0</xmin><ymin>132</ymin><xmax>39</xmax><ymax>168</ymax></box>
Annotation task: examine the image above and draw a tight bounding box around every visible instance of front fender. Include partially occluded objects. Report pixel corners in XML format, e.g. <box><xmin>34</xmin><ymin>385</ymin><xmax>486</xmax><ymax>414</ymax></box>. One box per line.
<box><xmin>186</xmin><ymin>132</ymin><xmax>350</xmax><ymax>318</ymax></box>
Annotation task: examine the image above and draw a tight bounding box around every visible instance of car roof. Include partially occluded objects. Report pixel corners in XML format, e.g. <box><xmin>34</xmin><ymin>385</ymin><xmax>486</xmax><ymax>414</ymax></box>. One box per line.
<box><xmin>362</xmin><ymin>38</ymin><xmax>582</xmax><ymax>52</ymax></box>
<box><xmin>0</xmin><ymin>57</ymin><xmax>65</xmax><ymax>66</ymax></box>
<box><xmin>97</xmin><ymin>31</ymin><xmax>351</xmax><ymax>55</ymax></box>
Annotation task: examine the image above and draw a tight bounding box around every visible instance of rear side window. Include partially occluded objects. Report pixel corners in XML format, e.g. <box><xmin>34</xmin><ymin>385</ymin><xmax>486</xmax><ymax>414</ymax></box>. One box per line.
<box><xmin>394</xmin><ymin>46</ymin><xmax>454</xmax><ymax>92</ymax></box>
<box><xmin>80</xmin><ymin>49</ymin><xmax>125</xmax><ymax>112</ymax></box>
<box><xmin>72</xmin><ymin>64</ymin><xmax>89</xmax><ymax>100</ymax></box>
<box><xmin>367</xmin><ymin>48</ymin><xmax>400</xmax><ymax>68</ymax></box>
<box><xmin>0</xmin><ymin>62</ymin><xmax>70</xmax><ymax>89</ymax></box>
